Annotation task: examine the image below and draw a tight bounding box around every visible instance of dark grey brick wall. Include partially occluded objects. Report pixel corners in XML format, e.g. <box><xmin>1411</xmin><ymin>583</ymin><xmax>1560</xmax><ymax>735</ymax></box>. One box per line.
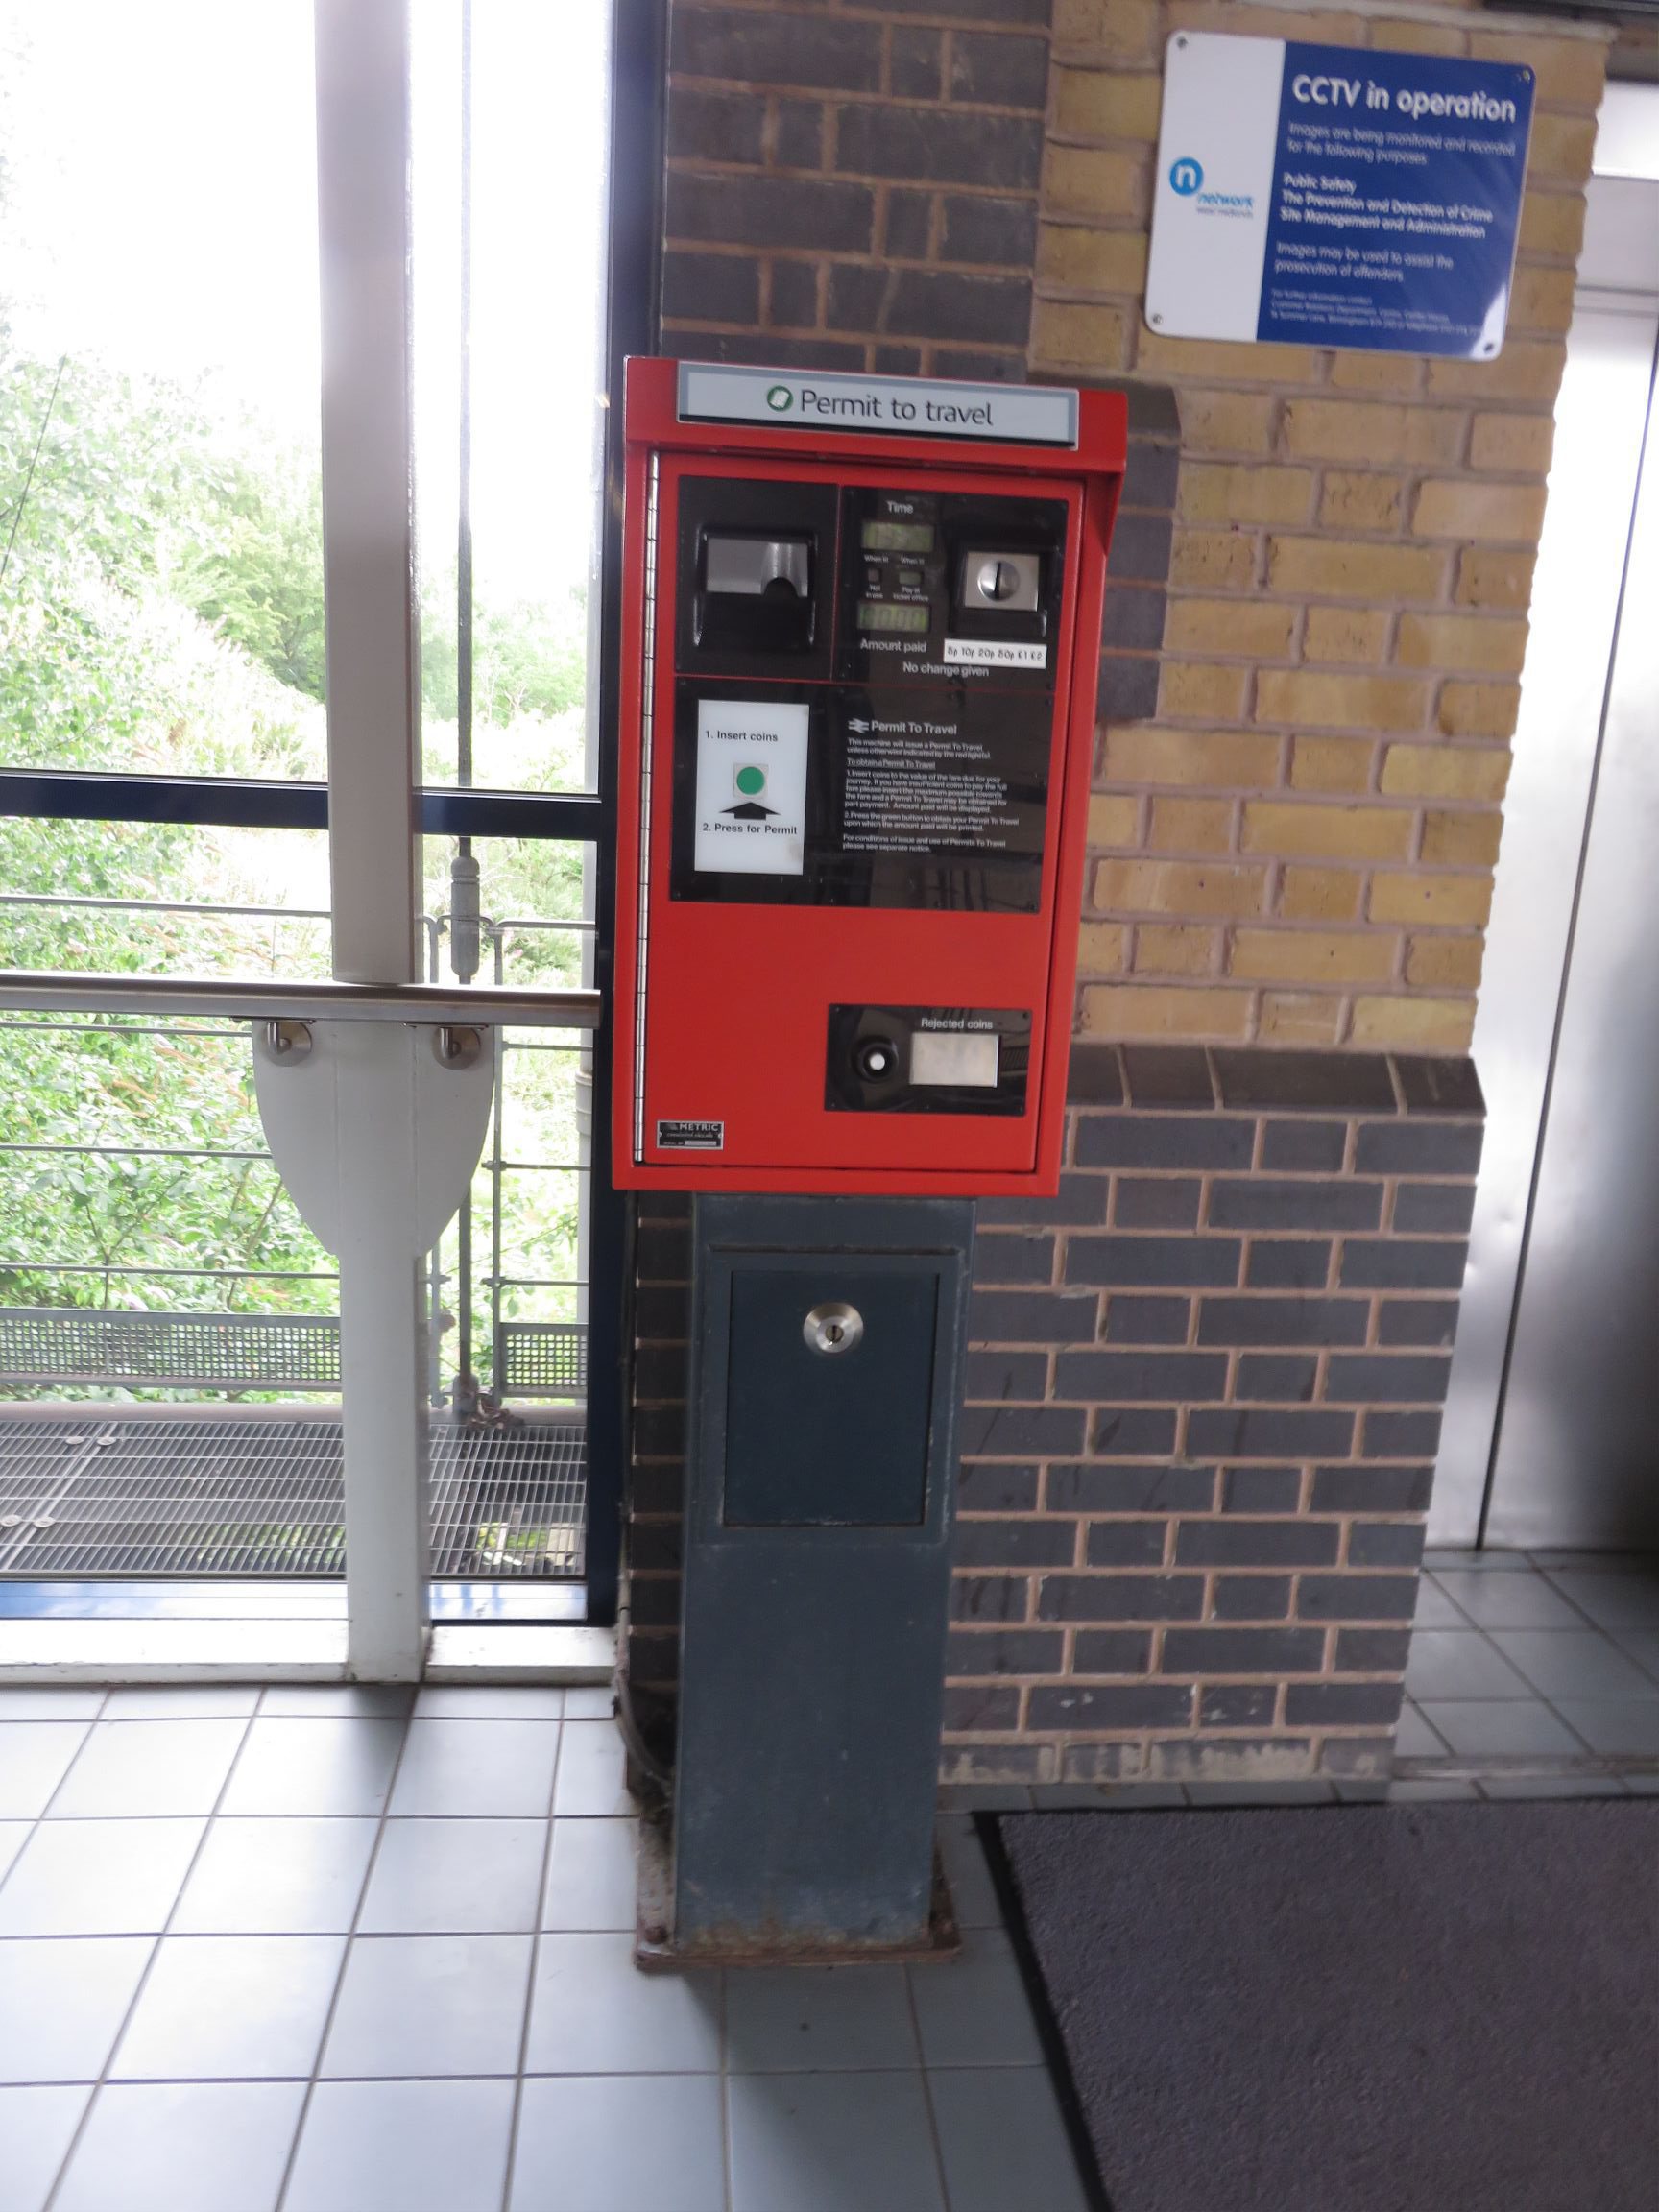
<box><xmin>624</xmin><ymin>1047</ymin><xmax>1481</xmax><ymax>1787</ymax></box>
<box><xmin>662</xmin><ymin>0</ymin><xmax>1051</xmax><ymax>379</ymax></box>
<box><xmin>622</xmin><ymin>4</ymin><xmax>1462</xmax><ymax>1790</ymax></box>
<box><xmin>659</xmin><ymin>0</ymin><xmax>1175</xmax><ymax>752</ymax></box>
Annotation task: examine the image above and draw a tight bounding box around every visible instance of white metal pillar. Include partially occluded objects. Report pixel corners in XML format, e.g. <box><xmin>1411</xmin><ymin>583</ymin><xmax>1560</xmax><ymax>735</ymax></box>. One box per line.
<box><xmin>314</xmin><ymin>0</ymin><xmax>429</xmax><ymax>1676</ymax></box>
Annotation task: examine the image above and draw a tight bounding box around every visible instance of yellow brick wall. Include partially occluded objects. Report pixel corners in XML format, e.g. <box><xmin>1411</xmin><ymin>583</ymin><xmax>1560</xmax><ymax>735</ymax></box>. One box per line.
<box><xmin>1039</xmin><ymin>0</ymin><xmax>1610</xmax><ymax>1053</ymax></box>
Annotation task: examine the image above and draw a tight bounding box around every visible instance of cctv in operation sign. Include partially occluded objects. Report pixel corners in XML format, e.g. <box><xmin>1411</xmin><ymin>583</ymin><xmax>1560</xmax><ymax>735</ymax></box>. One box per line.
<box><xmin>1145</xmin><ymin>33</ymin><xmax>1534</xmax><ymax>357</ymax></box>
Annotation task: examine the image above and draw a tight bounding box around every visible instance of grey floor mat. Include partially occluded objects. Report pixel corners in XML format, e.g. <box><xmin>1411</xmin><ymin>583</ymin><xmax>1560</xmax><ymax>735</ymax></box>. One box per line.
<box><xmin>997</xmin><ymin>1800</ymin><xmax>1659</xmax><ymax>2212</ymax></box>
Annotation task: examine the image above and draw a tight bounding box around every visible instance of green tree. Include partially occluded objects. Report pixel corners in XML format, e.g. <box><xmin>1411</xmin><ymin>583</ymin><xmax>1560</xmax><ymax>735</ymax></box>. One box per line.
<box><xmin>0</xmin><ymin>339</ymin><xmax>591</xmax><ymax>1394</ymax></box>
<box><xmin>177</xmin><ymin>441</ymin><xmax>328</xmax><ymax>702</ymax></box>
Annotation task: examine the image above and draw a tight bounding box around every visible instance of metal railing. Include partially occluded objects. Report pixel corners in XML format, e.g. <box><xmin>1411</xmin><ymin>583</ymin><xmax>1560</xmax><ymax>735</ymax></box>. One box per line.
<box><xmin>0</xmin><ymin>911</ymin><xmax>599</xmax><ymax>1404</ymax></box>
<box><xmin>0</xmin><ymin>1308</ymin><xmax>589</xmax><ymax>1397</ymax></box>
<box><xmin>0</xmin><ymin>970</ymin><xmax>600</xmax><ymax>1029</ymax></box>
<box><xmin>0</xmin><ymin>1310</ymin><xmax>342</xmax><ymax>1392</ymax></box>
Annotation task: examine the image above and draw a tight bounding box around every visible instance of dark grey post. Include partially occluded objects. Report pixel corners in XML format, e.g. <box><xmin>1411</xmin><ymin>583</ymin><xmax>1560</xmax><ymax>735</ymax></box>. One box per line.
<box><xmin>664</xmin><ymin>1193</ymin><xmax>974</xmax><ymax>1960</ymax></box>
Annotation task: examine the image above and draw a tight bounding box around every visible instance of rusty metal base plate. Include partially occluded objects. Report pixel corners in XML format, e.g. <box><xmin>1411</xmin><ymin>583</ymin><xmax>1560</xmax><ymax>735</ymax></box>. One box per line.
<box><xmin>632</xmin><ymin>1814</ymin><xmax>961</xmax><ymax>1972</ymax></box>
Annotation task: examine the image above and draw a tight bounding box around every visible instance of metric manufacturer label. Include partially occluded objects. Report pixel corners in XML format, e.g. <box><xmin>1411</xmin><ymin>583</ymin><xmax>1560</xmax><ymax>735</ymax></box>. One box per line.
<box><xmin>656</xmin><ymin>1119</ymin><xmax>725</xmax><ymax>1150</ymax></box>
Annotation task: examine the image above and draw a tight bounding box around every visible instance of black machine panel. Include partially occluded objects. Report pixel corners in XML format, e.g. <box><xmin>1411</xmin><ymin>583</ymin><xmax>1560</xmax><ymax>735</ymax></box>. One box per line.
<box><xmin>668</xmin><ymin>681</ymin><xmax>1050</xmax><ymax>911</ymax></box>
<box><xmin>835</xmin><ymin>485</ymin><xmax>1067</xmax><ymax>693</ymax></box>
<box><xmin>666</xmin><ymin>470</ymin><xmax>1069</xmax><ymax>911</ymax></box>
<box><xmin>825</xmin><ymin>1004</ymin><xmax>1031</xmax><ymax>1117</ymax></box>
<box><xmin>675</xmin><ymin>476</ymin><xmax>839</xmax><ymax>680</ymax></box>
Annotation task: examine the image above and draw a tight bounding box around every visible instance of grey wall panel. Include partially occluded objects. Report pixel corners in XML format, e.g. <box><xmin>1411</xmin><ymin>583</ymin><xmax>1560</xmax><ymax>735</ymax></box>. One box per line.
<box><xmin>672</xmin><ymin>1194</ymin><xmax>974</xmax><ymax>1952</ymax></box>
<box><xmin>1431</xmin><ymin>162</ymin><xmax>1659</xmax><ymax>1545</ymax></box>
<box><xmin>1484</xmin><ymin>354</ymin><xmax>1659</xmax><ymax>1550</ymax></box>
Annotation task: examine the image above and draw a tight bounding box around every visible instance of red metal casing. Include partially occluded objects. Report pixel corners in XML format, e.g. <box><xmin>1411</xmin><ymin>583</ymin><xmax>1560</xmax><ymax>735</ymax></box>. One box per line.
<box><xmin>613</xmin><ymin>357</ymin><xmax>1125</xmax><ymax>1197</ymax></box>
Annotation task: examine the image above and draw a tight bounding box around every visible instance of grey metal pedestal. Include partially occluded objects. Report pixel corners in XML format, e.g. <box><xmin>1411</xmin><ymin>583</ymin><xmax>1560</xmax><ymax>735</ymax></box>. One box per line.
<box><xmin>652</xmin><ymin>1193</ymin><xmax>974</xmax><ymax>1963</ymax></box>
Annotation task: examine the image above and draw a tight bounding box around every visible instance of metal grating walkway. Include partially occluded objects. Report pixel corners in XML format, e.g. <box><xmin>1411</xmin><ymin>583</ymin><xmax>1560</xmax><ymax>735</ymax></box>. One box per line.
<box><xmin>0</xmin><ymin>1309</ymin><xmax>343</xmax><ymax>1392</ymax></box>
<box><xmin>0</xmin><ymin>1415</ymin><xmax>586</xmax><ymax>1578</ymax></box>
<box><xmin>0</xmin><ymin>1310</ymin><xmax>589</xmax><ymax>1398</ymax></box>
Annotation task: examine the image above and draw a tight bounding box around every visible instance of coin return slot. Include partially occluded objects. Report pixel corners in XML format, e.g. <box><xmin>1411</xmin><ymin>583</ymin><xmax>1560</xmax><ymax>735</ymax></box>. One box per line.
<box><xmin>705</xmin><ymin>535</ymin><xmax>810</xmax><ymax>598</ymax></box>
<box><xmin>693</xmin><ymin>525</ymin><xmax>820</xmax><ymax>658</ymax></box>
<box><xmin>910</xmin><ymin>1031</ymin><xmax>1000</xmax><ymax>1088</ymax></box>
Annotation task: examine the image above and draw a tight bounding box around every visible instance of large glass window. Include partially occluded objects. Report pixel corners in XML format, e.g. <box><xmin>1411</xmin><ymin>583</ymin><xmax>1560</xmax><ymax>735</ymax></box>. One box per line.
<box><xmin>0</xmin><ymin>3</ymin><xmax>325</xmax><ymax>783</ymax></box>
<box><xmin>412</xmin><ymin>0</ymin><xmax>610</xmax><ymax>797</ymax></box>
<box><xmin>0</xmin><ymin>3</ymin><xmax>624</xmax><ymax>1627</ymax></box>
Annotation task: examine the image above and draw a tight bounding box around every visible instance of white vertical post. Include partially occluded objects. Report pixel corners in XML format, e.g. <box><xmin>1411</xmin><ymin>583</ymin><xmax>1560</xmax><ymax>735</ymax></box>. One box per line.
<box><xmin>314</xmin><ymin>0</ymin><xmax>429</xmax><ymax>1677</ymax></box>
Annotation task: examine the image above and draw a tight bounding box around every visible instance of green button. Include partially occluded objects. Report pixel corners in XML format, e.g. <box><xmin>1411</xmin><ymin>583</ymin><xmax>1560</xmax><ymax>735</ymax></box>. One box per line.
<box><xmin>735</xmin><ymin>764</ymin><xmax>767</xmax><ymax>796</ymax></box>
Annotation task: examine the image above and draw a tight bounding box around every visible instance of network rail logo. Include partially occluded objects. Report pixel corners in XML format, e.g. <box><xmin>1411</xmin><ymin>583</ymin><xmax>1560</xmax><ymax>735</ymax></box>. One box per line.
<box><xmin>1169</xmin><ymin>154</ymin><xmax>1255</xmax><ymax>219</ymax></box>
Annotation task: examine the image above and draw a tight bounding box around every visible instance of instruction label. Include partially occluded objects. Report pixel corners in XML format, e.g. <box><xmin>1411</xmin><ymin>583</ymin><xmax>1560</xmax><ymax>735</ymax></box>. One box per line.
<box><xmin>943</xmin><ymin>638</ymin><xmax>1048</xmax><ymax>672</ymax></box>
<box><xmin>840</xmin><ymin>700</ymin><xmax>1044</xmax><ymax>865</ymax></box>
<box><xmin>693</xmin><ymin>698</ymin><xmax>808</xmax><ymax>876</ymax></box>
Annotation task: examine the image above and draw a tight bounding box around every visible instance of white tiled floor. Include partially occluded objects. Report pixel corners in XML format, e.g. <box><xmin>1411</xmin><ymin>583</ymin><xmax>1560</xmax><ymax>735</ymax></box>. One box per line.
<box><xmin>0</xmin><ymin>1686</ymin><xmax>1092</xmax><ymax>2212</ymax></box>
<box><xmin>1402</xmin><ymin>1551</ymin><xmax>1659</xmax><ymax>1778</ymax></box>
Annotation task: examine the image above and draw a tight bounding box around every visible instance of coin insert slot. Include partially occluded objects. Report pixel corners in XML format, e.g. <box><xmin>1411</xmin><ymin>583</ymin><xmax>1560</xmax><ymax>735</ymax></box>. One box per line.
<box><xmin>958</xmin><ymin>546</ymin><xmax>1040</xmax><ymax>613</ymax></box>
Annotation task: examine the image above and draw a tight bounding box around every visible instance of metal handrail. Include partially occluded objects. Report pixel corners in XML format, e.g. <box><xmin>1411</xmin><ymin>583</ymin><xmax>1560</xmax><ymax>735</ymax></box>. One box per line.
<box><xmin>0</xmin><ymin>973</ymin><xmax>602</xmax><ymax>1030</ymax></box>
<box><xmin>0</xmin><ymin>895</ymin><xmax>593</xmax><ymax>932</ymax></box>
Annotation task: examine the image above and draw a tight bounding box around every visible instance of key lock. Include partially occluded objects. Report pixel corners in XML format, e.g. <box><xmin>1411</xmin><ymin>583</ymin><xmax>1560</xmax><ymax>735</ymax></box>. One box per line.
<box><xmin>803</xmin><ymin>1301</ymin><xmax>865</xmax><ymax>1356</ymax></box>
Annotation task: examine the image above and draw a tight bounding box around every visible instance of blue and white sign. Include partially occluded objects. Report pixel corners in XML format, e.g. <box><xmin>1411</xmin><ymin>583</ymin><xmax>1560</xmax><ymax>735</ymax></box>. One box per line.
<box><xmin>1145</xmin><ymin>34</ymin><xmax>1534</xmax><ymax>357</ymax></box>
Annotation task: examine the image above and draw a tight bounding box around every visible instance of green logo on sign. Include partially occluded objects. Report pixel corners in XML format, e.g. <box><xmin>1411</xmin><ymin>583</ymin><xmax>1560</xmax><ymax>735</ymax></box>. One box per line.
<box><xmin>734</xmin><ymin>763</ymin><xmax>767</xmax><ymax>797</ymax></box>
<box><xmin>765</xmin><ymin>384</ymin><xmax>793</xmax><ymax>413</ymax></box>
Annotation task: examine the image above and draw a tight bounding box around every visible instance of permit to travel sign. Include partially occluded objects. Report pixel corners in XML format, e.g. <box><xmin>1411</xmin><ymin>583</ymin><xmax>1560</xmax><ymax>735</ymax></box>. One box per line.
<box><xmin>678</xmin><ymin>362</ymin><xmax>1080</xmax><ymax>447</ymax></box>
<box><xmin>1145</xmin><ymin>33</ymin><xmax>1535</xmax><ymax>358</ymax></box>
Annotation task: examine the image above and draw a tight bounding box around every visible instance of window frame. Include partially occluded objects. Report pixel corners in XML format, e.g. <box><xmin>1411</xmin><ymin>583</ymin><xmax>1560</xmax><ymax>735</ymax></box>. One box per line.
<box><xmin>0</xmin><ymin>0</ymin><xmax>666</xmax><ymax>1629</ymax></box>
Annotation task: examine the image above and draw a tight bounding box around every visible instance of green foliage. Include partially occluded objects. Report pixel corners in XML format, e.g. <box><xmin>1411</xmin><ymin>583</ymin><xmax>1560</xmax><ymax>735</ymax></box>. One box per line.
<box><xmin>0</xmin><ymin>338</ymin><xmax>591</xmax><ymax>1393</ymax></box>
<box><xmin>0</xmin><ymin>1021</ymin><xmax>331</xmax><ymax>1317</ymax></box>
<box><xmin>0</xmin><ymin>350</ymin><xmax>327</xmax><ymax>778</ymax></box>
<box><xmin>177</xmin><ymin>445</ymin><xmax>327</xmax><ymax>702</ymax></box>
<box><xmin>421</xmin><ymin>579</ymin><xmax>587</xmax><ymax>731</ymax></box>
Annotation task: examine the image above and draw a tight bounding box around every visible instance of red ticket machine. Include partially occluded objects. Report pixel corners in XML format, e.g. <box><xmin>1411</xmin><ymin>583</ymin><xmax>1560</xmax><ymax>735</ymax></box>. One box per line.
<box><xmin>613</xmin><ymin>358</ymin><xmax>1126</xmax><ymax>1198</ymax></box>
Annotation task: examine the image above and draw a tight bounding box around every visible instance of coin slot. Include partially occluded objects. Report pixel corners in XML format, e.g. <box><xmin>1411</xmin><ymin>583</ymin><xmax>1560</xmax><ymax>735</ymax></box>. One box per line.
<box><xmin>957</xmin><ymin>546</ymin><xmax>1041</xmax><ymax>614</ymax></box>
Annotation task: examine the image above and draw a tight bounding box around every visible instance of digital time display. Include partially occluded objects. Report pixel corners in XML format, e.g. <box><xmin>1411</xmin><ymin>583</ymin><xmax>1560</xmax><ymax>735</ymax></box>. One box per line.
<box><xmin>860</xmin><ymin>520</ymin><xmax>935</xmax><ymax>555</ymax></box>
<box><xmin>857</xmin><ymin>602</ymin><xmax>930</xmax><ymax>636</ymax></box>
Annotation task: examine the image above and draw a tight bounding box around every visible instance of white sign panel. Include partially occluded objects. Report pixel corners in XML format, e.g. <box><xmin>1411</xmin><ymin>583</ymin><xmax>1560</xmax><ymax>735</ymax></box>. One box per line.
<box><xmin>1147</xmin><ymin>35</ymin><xmax>1286</xmax><ymax>343</ymax></box>
<box><xmin>911</xmin><ymin>1030</ymin><xmax>999</xmax><ymax>1088</ymax></box>
<box><xmin>678</xmin><ymin>363</ymin><xmax>1078</xmax><ymax>448</ymax></box>
<box><xmin>693</xmin><ymin>697</ymin><xmax>809</xmax><ymax>876</ymax></box>
<box><xmin>1146</xmin><ymin>33</ymin><xmax>1534</xmax><ymax>357</ymax></box>
<box><xmin>943</xmin><ymin>638</ymin><xmax>1048</xmax><ymax>672</ymax></box>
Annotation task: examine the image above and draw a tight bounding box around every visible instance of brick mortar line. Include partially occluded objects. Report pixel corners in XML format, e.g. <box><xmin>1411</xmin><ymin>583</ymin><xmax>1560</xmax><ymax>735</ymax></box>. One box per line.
<box><xmin>665</xmin><ymin>235</ymin><xmax>1046</xmax><ymax>260</ymax></box>
<box><xmin>676</xmin><ymin>6</ymin><xmax>1049</xmax><ymax>29</ymax></box>
<box><xmin>667</xmin><ymin>256</ymin><xmax>1044</xmax><ymax>292</ymax></box>
<box><xmin>669</xmin><ymin>83</ymin><xmax>1052</xmax><ymax>123</ymax></box>
<box><xmin>941</xmin><ymin>1659</ymin><xmax>1408</xmax><ymax>1678</ymax></box>
<box><xmin>668</xmin><ymin>320</ymin><xmax>1030</xmax><ymax>349</ymax></box>
<box><xmin>665</xmin><ymin>170</ymin><xmax>1046</xmax><ymax>203</ymax></box>
<box><xmin>1047</xmin><ymin>19</ymin><xmax>1606</xmax><ymax>54</ymax></box>
<box><xmin>1091</xmin><ymin>781</ymin><xmax>1510</xmax><ymax>805</ymax></box>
